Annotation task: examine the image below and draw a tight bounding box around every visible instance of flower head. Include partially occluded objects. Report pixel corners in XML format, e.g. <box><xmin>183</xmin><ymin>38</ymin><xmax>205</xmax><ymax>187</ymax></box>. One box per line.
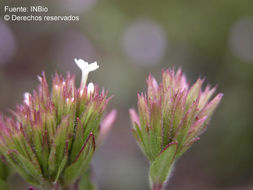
<box><xmin>0</xmin><ymin>59</ymin><xmax>116</xmax><ymax>189</ymax></box>
<box><xmin>129</xmin><ymin>68</ymin><xmax>223</xmax><ymax>189</ymax></box>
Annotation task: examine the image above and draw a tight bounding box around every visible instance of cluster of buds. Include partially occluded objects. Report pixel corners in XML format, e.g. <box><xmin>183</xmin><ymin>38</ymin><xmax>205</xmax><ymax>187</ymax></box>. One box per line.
<box><xmin>129</xmin><ymin>68</ymin><xmax>223</xmax><ymax>190</ymax></box>
<box><xmin>0</xmin><ymin>59</ymin><xmax>116</xmax><ymax>189</ymax></box>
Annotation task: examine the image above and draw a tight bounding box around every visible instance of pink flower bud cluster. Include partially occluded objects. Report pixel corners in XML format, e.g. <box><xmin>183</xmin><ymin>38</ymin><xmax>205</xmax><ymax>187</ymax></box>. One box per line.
<box><xmin>0</xmin><ymin>72</ymin><xmax>116</xmax><ymax>189</ymax></box>
<box><xmin>130</xmin><ymin>68</ymin><xmax>223</xmax><ymax>161</ymax></box>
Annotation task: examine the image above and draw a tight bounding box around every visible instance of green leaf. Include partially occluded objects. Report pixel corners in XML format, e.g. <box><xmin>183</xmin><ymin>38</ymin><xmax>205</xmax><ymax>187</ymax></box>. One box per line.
<box><xmin>79</xmin><ymin>169</ymin><xmax>97</xmax><ymax>190</ymax></box>
<box><xmin>81</xmin><ymin>106</ymin><xmax>102</xmax><ymax>140</ymax></box>
<box><xmin>149</xmin><ymin>102</ymin><xmax>162</xmax><ymax>160</ymax></box>
<box><xmin>7</xmin><ymin>150</ymin><xmax>41</xmax><ymax>186</ymax></box>
<box><xmin>54</xmin><ymin>140</ymin><xmax>69</xmax><ymax>182</ymax></box>
<box><xmin>63</xmin><ymin>133</ymin><xmax>95</xmax><ymax>185</ymax></box>
<box><xmin>48</xmin><ymin>117</ymin><xmax>69</xmax><ymax>176</ymax></box>
<box><xmin>133</xmin><ymin>123</ymin><xmax>145</xmax><ymax>149</ymax></box>
<box><xmin>149</xmin><ymin>142</ymin><xmax>178</xmax><ymax>186</ymax></box>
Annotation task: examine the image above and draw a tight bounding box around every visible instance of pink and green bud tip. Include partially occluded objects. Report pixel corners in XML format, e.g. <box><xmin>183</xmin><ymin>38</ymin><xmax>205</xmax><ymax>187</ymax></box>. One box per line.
<box><xmin>0</xmin><ymin>59</ymin><xmax>116</xmax><ymax>189</ymax></box>
<box><xmin>129</xmin><ymin>68</ymin><xmax>223</xmax><ymax>190</ymax></box>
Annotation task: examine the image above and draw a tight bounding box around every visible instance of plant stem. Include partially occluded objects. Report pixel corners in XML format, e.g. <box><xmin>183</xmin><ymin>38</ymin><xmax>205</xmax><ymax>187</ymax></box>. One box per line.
<box><xmin>61</xmin><ymin>186</ymin><xmax>70</xmax><ymax>190</ymax></box>
<box><xmin>40</xmin><ymin>182</ymin><xmax>59</xmax><ymax>190</ymax></box>
<box><xmin>152</xmin><ymin>183</ymin><xmax>163</xmax><ymax>190</ymax></box>
<box><xmin>60</xmin><ymin>179</ymin><xmax>80</xmax><ymax>190</ymax></box>
<box><xmin>41</xmin><ymin>186</ymin><xmax>58</xmax><ymax>190</ymax></box>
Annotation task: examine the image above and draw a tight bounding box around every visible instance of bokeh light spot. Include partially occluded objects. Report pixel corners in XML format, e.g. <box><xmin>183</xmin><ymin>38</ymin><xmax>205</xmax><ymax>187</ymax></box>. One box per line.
<box><xmin>122</xmin><ymin>19</ymin><xmax>167</xmax><ymax>67</ymax></box>
<box><xmin>229</xmin><ymin>17</ymin><xmax>253</xmax><ymax>63</ymax></box>
<box><xmin>51</xmin><ymin>30</ymin><xmax>96</xmax><ymax>73</ymax></box>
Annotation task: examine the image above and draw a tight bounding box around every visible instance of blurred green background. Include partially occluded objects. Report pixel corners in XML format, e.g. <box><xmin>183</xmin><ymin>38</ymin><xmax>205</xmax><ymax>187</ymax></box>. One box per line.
<box><xmin>0</xmin><ymin>0</ymin><xmax>253</xmax><ymax>189</ymax></box>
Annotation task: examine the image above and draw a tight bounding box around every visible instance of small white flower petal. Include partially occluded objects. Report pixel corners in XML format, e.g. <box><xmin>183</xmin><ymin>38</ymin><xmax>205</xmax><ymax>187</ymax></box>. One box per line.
<box><xmin>75</xmin><ymin>59</ymin><xmax>88</xmax><ymax>70</ymax></box>
<box><xmin>88</xmin><ymin>62</ymin><xmax>99</xmax><ymax>71</ymax></box>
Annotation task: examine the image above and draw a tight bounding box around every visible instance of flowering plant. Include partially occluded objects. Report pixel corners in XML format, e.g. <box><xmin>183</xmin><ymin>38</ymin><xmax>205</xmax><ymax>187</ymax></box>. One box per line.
<box><xmin>130</xmin><ymin>68</ymin><xmax>223</xmax><ymax>190</ymax></box>
<box><xmin>0</xmin><ymin>59</ymin><xmax>116</xmax><ymax>190</ymax></box>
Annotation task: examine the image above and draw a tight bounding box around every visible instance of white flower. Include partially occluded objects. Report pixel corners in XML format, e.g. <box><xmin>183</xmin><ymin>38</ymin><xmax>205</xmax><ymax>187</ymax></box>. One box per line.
<box><xmin>87</xmin><ymin>82</ymin><xmax>95</xmax><ymax>95</ymax></box>
<box><xmin>75</xmin><ymin>58</ymin><xmax>99</xmax><ymax>90</ymax></box>
<box><xmin>24</xmin><ymin>92</ymin><xmax>31</xmax><ymax>105</ymax></box>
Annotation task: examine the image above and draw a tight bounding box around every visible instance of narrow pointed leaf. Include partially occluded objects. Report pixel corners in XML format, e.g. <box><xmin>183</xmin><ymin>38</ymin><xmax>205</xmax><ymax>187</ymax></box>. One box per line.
<box><xmin>149</xmin><ymin>142</ymin><xmax>178</xmax><ymax>185</ymax></box>
<box><xmin>63</xmin><ymin>133</ymin><xmax>95</xmax><ymax>185</ymax></box>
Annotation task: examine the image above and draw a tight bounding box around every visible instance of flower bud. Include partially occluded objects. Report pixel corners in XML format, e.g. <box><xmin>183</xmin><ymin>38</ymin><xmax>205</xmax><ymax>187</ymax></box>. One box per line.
<box><xmin>0</xmin><ymin>59</ymin><xmax>116</xmax><ymax>189</ymax></box>
<box><xmin>130</xmin><ymin>68</ymin><xmax>223</xmax><ymax>189</ymax></box>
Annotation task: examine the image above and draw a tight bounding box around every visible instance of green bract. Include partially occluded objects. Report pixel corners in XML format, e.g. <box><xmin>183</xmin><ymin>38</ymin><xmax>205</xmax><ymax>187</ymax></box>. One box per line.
<box><xmin>130</xmin><ymin>68</ymin><xmax>223</xmax><ymax>190</ymax></box>
<box><xmin>0</xmin><ymin>70</ymin><xmax>116</xmax><ymax>189</ymax></box>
